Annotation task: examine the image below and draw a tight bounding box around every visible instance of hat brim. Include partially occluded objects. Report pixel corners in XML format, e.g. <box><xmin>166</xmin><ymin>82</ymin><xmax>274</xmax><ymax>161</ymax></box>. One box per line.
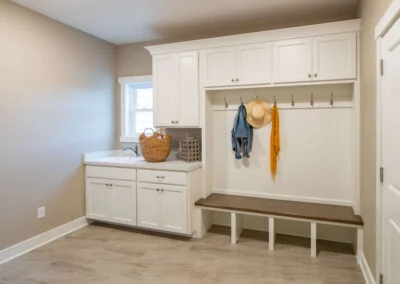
<box><xmin>246</xmin><ymin>100</ymin><xmax>272</xmax><ymax>128</ymax></box>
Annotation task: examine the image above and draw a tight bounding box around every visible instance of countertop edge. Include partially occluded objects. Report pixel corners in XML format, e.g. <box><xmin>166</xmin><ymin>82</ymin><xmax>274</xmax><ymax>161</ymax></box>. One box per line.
<box><xmin>84</xmin><ymin>160</ymin><xmax>202</xmax><ymax>172</ymax></box>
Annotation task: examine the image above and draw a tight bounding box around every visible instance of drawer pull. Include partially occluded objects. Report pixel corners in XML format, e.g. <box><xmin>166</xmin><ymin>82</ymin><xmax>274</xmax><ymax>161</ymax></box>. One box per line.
<box><xmin>156</xmin><ymin>176</ymin><xmax>165</xmax><ymax>179</ymax></box>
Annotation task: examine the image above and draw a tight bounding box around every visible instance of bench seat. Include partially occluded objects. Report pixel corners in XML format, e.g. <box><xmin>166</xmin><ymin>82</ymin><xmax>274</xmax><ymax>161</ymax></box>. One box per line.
<box><xmin>195</xmin><ymin>193</ymin><xmax>364</xmax><ymax>259</ymax></box>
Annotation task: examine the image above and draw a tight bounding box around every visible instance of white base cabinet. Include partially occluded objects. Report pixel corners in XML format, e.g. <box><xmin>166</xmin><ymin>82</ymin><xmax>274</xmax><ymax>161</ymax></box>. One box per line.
<box><xmin>86</xmin><ymin>178</ymin><xmax>136</xmax><ymax>226</ymax></box>
<box><xmin>85</xmin><ymin>165</ymin><xmax>202</xmax><ymax>237</ymax></box>
<box><xmin>138</xmin><ymin>183</ymin><xmax>187</xmax><ymax>234</ymax></box>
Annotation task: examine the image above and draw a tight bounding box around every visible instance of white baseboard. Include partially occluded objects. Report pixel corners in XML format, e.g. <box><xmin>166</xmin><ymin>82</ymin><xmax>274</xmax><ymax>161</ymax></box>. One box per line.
<box><xmin>0</xmin><ymin>217</ymin><xmax>91</xmax><ymax>265</ymax></box>
<box><xmin>360</xmin><ymin>251</ymin><xmax>376</xmax><ymax>284</ymax></box>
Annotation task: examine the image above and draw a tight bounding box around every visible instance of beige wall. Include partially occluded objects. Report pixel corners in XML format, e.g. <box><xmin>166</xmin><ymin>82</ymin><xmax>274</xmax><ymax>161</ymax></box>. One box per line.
<box><xmin>357</xmin><ymin>0</ymin><xmax>392</xmax><ymax>277</ymax></box>
<box><xmin>0</xmin><ymin>0</ymin><xmax>116</xmax><ymax>250</ymax></box>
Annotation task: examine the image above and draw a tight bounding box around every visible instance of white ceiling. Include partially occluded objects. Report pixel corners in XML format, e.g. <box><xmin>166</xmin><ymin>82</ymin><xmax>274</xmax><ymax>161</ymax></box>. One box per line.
<box><xmin>10</xmin><ymin>0</ymin><xmax>359</xmax><ymax>45</ymax></box>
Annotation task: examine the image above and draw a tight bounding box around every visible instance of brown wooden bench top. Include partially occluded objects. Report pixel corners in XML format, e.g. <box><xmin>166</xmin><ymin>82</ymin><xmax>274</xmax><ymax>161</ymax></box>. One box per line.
<box><xmin>195</xmin><ymin>194</ymin><xmax>363</xmax><ymax>227</ymax></box>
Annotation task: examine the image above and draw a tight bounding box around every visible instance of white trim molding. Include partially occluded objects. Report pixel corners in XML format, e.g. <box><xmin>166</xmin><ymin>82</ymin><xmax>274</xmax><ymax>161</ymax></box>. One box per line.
<box><xmin>0</xmin><ymin>217</ymin><xmax>91</xmax><ymax>265</ymax></box>
<box><xmin>360</xmin><ymin>251</ymin><xmax>376</xmax><ymax>284</ymax></box>
<box><xmin>146</xmin><ymin>19</ymin><xmax>361</xmax><ymax>55</ymax></box>
<box><xmin>375</xmin><ymin>0</ymin><xmax>400</xmax><ymax>39</ymax></box>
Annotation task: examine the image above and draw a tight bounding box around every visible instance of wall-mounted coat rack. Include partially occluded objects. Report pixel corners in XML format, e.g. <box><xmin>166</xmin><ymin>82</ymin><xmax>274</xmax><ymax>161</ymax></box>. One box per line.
<box><xmin>219</xmin><ymin>92</ymin><xmax>347</xmax><ymax>111</ymax></box>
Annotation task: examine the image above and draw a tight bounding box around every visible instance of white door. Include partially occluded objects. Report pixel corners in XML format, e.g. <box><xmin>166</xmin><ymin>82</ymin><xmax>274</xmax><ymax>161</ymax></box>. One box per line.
<box><xmin>273</xmin><ymin>38</ymin><xmax>313</xmax><ymax>83</ymax></box>
<box><xmin>176</xmin><ymin>51</ymin><xmax>199</xmax><ymax>127</ymax></box>
<box><xmin>203</xmin><ymin>47</ymin><xmax>237</xmax><ymax>87</ymax></box>
<box><xmin>236</xmin><ymin>43</ymin><xmax>273</xmax><ymax>85</ymax></box>
<box><xmin>110</xmin><ymin>181</ymin><xmax>136</xmax><ymax>226</ymax></box>
<box><xmin>381</xmin><ymin>18</ymin><xmax>400</xmax><ymax>284</ymax></box>
<box><xmin>160</xmin><ymin>184</ymin><xmax>188</xmax><ymax>234</ymax></box>
<box><xmin>313</xmin><ymin>33</ymin><xmax>356</xmax><ymax>81</ymax></box>
<box><xmin>153</xmin><ymin>54</ymin><xmax>176</xmax><ymax>127</ymax></box>
<box><xmin>86</xmin><ymin>178</ymin><xmax>109</xmax><ymax>221</ymax></box>
<box><xmin>137</xmin><ymin>183</ymin><xmax>161</xmax><ymax>230</ymax></box>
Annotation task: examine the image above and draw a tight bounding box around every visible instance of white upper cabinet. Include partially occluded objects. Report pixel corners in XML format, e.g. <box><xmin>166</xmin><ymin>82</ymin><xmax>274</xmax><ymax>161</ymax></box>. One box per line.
<box><xmin>153</xmin><ymin>51</ymin><xmax>199</xmax><ymax>128</ymax></box>
<box><xmin>313</xmin><ymin>33</ymin><xmax>356</xmax><ymax>81</ymax></box>
<box><xmin>203</xmin><ymin>47</ymin><xmax>237</xmax><ymax>87</ymax></box>
<box><xmin>273</xmin><ymin>38</ymin><xmax>313</xmax><ymax>83</ymax></box>
<box><xmin>203</xmin><ymin>44</ymin><xmax>272</xmax><ymax>87</ymax></box>
<box><xmin>274</xmin><ymin>34</ymin><xmax>357</xmax><ymax>83</ymax></box>
<box><xmin>237</xmin><ymin>43</ymin><xmax>273</xmax><ymax>85</ymax></box>
<box><xmin>176</xmin><ymin>52</ymin><xmax>199</xmax><ymax>127</ymax></box>
<box><xmin>153</xmin><ymin>55</ymin><xmax>176</xmax><ymax>127</ymax></box>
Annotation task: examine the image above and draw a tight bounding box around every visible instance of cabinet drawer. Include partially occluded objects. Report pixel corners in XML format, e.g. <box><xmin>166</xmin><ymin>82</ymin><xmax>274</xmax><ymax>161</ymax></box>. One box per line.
<box><xmin>138</xmin><ymin>169</ymin><xmax>186</xmax><ymax>185</ymax></box>
<box><xmin>86</xmin><ymin>166</ymin><xmax>136</xmax><ymax>181</ymax></box>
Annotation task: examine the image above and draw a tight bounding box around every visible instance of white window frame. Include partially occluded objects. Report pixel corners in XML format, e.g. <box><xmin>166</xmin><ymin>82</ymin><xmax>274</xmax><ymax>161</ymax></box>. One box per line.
<box><xmin>118</xmin><ymin>75</ymin><xmax>153</xmax><ymax>143</ymax></box>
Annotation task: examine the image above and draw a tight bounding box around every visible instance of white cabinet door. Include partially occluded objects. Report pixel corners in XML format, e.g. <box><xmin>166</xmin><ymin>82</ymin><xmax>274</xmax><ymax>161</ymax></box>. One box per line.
<box><xmin>313</xmin><ymin>33</ymin><xmax>356</xmax><ymax>81</ymax></box>
<box><xmin>176</xmin><ymin>52</ymin><xmax>199</xmax><ymax>127</ymax></box>
<box><xmin>273</xmin><ymin>38</ymin><xmax>313</xmax><ymax>83</ymax></box>
<box><xmin>86</xmin><ymin>178</ymin><xmax>109</xmax><ymax>221</ymax></box>
<box><xmin>137</xmin><ymin>183</ymin><xmax>161</xmax><ymax>230</ymax></box>
<box><xmin>153</xmin><ymin>54</ymin><xmax>176</xmax><ymax>127</ymax></box>
<box><xmin>237</xmin><ymin>43</ymin><xmax>272</xmax><ymax>85</ymax></box>
<box><xmin>203</xmin><ymin>47</ymin><xmax>237</xmax><ymax>87</ymax></box>
<box><xmin>160</xmin><ymin>185</ymin><xmax>188</xmax><ymax>234</ymax></box>
<box><xmin>110</xmin><ymin>181</ymin><xmax>136</xmax><ymax>226</ymax></box>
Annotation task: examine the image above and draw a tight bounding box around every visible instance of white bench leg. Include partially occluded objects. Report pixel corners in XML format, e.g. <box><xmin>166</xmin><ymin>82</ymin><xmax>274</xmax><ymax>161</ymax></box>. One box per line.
<box><xmin>268</xmin><ymin>217</ymin><xmax>275</xmax><ymax>251</ymax></box>
<box><xmin>311</xmin><ymin>222</ymin><xmax>317</xmax><ymax>258</ymax></box>
<box><xmin>231</xmin><ymin>212</ymin><xmax>243</xmax><ymax>244</ymax></box>
<box><xmin>356</xmin><ymin>228</ymin><xmax>363</xmax><ymax>264</ymax></box>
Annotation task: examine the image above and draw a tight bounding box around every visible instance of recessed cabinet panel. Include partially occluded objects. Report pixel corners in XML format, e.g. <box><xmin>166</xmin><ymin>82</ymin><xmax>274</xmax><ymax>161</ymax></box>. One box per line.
<box><xmin>176</xmin><ymin>52</ymin><xmax>199</xmax><ymax>126</ymax></box>
<box><xmin>111</xmin><ymin>181</ymin><xmax>136</xmax><ymax>226</ymax></box>
<box><xmin>273</xmin><ymin>38</ymin><xmax>313</xmax><ymax>83</ymax></box>
<box><xmin>153</xmin><ymin>55</ymin><xmax>176</xmax><ymax>127</ymax></box>
<box><xmin>237</xmin><ymin>43</ymin><xmax>272</xmax><ymax>85</ymax></box>
<box><xmin>137</xmin><ymin>183</ymin><xmax>161</xmax><ymax>230</ymax></box>
<box><xmin>86</xmin><ymin>179</ymin><xmax>108</xmax><ymax>220</ymax></box>
<box><xmin>204</xmin><ymin>47</ymin><xmax>237</xmax><ymax>87</ymax></box>
<box><xmin>313</xmin><ymin>33</ymin><xmax>356</xmax><ymax>81</ymax></box>
<box><xmin>161</xmin><ymin>185</ymin><xmax>187</xmax><ymax>234</ymax></box>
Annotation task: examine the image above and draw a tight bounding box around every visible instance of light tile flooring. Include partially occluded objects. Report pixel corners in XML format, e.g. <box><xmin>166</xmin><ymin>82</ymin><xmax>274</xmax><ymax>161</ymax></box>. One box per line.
<box><xmin>0</xmin><ymin>223</ymin><xmax>365</xmax><ymax>284</ymax></box>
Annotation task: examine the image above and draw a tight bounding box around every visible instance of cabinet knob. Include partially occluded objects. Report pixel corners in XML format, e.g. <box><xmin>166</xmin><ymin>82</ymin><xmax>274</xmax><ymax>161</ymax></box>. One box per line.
<box><xmin>308</xmin><ymin>74</ymin><xmax>312</xmax><ymax>78</ymax></box>
<box><xmin>314</xmin><ymin>73</ymin><xmax>318</xmax><ymax>77</ymax></box>
<box><xmin>171</xmin><ymin>121</ymin><xmax>175</xmax><ymax>124</ymax></box>
<box><xmin>236</xmin><ymin>78</ymin><xmax>239</xmax><ymax>82</ymax></box>
<box><xmin>231</xmin><ymin>78</ymin><xmax>235</xmax><ymax>83</ymax></box>
<box><xmin>156</xmin><ymin>188</ymin><xmax>160</xmax><ymax>192</ymax></box>
<box><xmin>175</xmin><ymin>121</ymin><xmax>179</xmax><ymax>124</ymax></box>
<box><xmin>161</xmin><ymin>189</ymin><xmax>164</xmax><ymax>192</ymax></box>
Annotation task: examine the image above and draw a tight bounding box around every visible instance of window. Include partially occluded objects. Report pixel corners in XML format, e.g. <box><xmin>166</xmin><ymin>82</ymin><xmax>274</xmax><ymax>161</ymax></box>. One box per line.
<box><xmin>119</xmin><ymin>76</ymin><xmax>153</xmax><ymax>142</ymax></box>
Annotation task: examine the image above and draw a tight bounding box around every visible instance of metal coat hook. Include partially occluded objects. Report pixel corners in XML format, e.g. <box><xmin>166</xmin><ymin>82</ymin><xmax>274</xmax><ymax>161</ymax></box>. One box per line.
<box><xmin>240</xmin><ymin>96</ymin><xmax>244</xmax><ymax>104</ymax></box>
<box><xmin>291</xmin><ymin>95</ymin><xmax>295</xmax><ymax>107</ymax></box>
<box><xmin>273</xmin><ymin>95</ymin><xmax>277</xmax><ymax>105</ymax></box>
<box><xmin>330</xmin><ymin>92</ymin><xmax>334</xmax><ymax>107</ymax></box>
<box><xmin>224</xmin><ymin>97</ymin><xmax>228</xmax><ymax>109</ymax></box>
<box><xmin>310</xmin><ymin>93</ymin><xmax>314</xmax><ymax>107</ymax></box>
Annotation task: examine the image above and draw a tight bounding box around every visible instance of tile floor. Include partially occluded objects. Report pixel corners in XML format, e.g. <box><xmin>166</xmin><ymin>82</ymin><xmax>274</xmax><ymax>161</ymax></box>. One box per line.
<box><xmin>0</xmin><ymin>223</ymin><xmax>365</xmax><ymax>284</ymax></box>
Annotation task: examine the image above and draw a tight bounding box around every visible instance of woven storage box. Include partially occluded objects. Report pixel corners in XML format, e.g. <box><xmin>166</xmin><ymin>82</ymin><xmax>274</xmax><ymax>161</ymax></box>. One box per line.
<box><xmin>178</xmin><ymin>137</ymin><xmax>201</xmax><ymax>162</ymax></box>
<box><xmin>139</xmin><ymin>128</ymin><xmax>172</xmax><ymax>162</ymax></box>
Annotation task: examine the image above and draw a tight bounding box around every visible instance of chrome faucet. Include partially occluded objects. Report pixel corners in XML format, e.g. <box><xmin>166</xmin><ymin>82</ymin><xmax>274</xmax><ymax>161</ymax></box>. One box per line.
<box><xmin>123</xmin><ymin>144</ymin><xmax>140</xmax><ymax>156</ymax></box>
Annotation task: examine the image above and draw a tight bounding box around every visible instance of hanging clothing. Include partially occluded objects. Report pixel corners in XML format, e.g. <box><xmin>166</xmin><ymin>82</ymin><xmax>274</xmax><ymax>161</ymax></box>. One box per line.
<box><xmin>231</xmin><ymin>104</ymin><xmax>253</xmax><ymax>159</ymax></box>
<box><xmin>270</xmin><ymin>104</ymin><xmax>280</xmax><ymax>178</ymax></box>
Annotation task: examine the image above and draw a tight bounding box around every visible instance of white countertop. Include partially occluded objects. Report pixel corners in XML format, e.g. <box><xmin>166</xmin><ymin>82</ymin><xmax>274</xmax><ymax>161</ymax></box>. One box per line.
<box><xmin>84</xmin><ymin>150</ymin><xmax>202</xmax><ymax>172</ymax></box>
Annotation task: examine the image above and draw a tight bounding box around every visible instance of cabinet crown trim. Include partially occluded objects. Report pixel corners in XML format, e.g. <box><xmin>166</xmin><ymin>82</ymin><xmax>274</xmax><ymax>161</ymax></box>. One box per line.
<box><xmin>146</xmin><ymin>19</ymin><xmax>361</xmax><ymax>55</ymax></box>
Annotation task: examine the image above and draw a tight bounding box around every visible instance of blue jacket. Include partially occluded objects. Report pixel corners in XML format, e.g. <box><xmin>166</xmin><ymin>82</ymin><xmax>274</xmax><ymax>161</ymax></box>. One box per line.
<box><xmin>231</xmin><ymin>104</ymin><xmax>253</xmax><ymax>159</ymax></box>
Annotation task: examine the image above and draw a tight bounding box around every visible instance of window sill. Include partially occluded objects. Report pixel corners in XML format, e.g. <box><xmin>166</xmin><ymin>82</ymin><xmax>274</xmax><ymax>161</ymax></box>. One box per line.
<box><xmin>120</xmin><ymin>137</ymin><xmax>139</xmax><ymax>143</ymax></box>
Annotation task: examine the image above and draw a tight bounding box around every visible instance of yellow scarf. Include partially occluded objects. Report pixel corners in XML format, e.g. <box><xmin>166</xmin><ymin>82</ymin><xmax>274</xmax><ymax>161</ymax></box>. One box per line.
<box><xmin>270</xmin><ymin>104</ymin><xmax>280</xmax><ymax>179</ymax></box>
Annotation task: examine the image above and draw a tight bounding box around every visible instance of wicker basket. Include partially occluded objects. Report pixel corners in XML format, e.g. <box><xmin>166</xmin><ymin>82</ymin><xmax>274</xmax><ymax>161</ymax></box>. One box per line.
<box><xmin>139</xmin><ymin>128</ymin><xmax>172</xmax><ymax>162</ymax></box>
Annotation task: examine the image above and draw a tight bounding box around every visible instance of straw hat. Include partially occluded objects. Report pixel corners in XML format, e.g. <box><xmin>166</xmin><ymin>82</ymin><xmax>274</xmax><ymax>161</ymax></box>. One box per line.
<box><xmin>246</xmin><ymin>100</ymin><xmax>272</xmax><ymax>128</ymax></box>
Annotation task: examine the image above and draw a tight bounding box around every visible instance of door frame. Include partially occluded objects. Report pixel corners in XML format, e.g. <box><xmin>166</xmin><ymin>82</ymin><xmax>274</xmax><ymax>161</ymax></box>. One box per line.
<box><xmin>375</xmin><ymin>0</ymin><xmax>400</xmax><ymax>282</ymax></box>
